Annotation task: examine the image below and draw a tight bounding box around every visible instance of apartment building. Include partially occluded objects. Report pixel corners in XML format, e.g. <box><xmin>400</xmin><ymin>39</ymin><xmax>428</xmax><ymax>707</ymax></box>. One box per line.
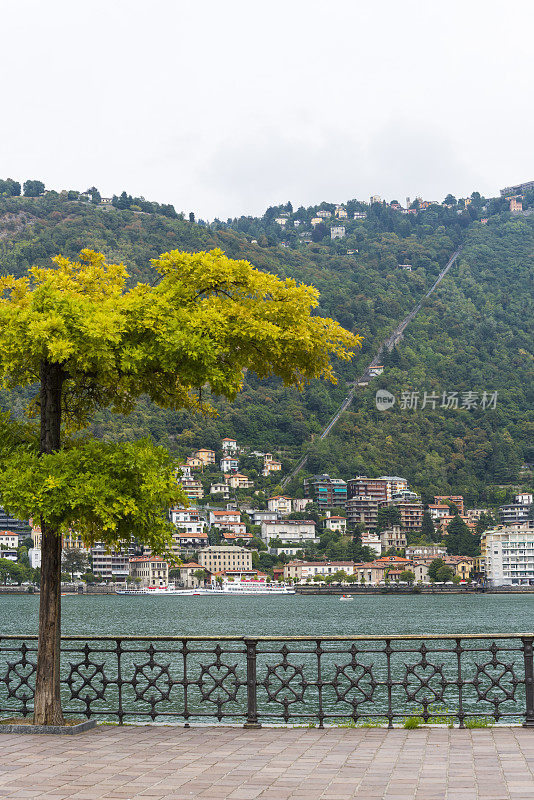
<box><xmin>380</xmin><ymin>498</ymin><xmax>423</xmax><ymax>529</ymax></box>
<box><xmin>260</xmin><ymin>519</ymin><xmax>317</xmax><ymax>544</ymax></box>
<box><xmin>169</xmin><ymin>508</ymin><xmax>207</xmax><ymax>535</ymax></box>
<box><xmin>345</xmin><ymin>495</ymin><xmax>379</xmax><ymax>527</ymax></box>
<box><xmin>0</xmin><ymin>532</ymin><xmax>19</xmax><ymax>550</ymax></box>
<box><xmin>499</xmin><ymin>494</ymin><xmax>532</xmax><ymax>525</ymax></box>
<box><xmin>198</xmin><ymin>546</ymin><xmax>252</xmax><ymax>573</ymax></box>
<box><xmin>406</xmin><ymin>545</ymin><xmax>447</xmax><ymax>560</ymax></box>
<box><xmin>347</xmin><ymin>476</ymin><xmax>408</xmax><ymax>503</ymax></box>
<box><xmin>129</xmin><ymin>557</ymin><xmax>169</xmax><ymax>588</ymax></box>
<box><xmin>485</xmin><ymin>522</ymin><xmax>534</xmax><ymax>586</ymax></box>
<box><xmin>303</xmin><ymin>474</ymin><xmax>347</xmax><ymax>510</ymax></box>
<box><xmin>91</xmin><ymin>547</ymin><xmax>131</xmax><ymax>579</ymax></box>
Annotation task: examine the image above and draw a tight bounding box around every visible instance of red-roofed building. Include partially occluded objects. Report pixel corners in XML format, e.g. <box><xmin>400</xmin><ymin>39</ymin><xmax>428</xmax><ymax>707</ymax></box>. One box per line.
<box><xmin>129</xmin><ymin>557</ymin><xmax>169</xmax><ymax>588</ymax></box>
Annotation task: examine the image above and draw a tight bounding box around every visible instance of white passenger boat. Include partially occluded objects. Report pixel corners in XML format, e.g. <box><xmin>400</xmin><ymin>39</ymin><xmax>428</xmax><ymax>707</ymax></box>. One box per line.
<box><xmin>339</xmin><ymin>594</ymin><xmax>354</xmax><ymax>601</ymax></box>
<box><xmin>192</xmin><ymin>582</ymin><xmax>295</xmax><ymax>596</ymax></box>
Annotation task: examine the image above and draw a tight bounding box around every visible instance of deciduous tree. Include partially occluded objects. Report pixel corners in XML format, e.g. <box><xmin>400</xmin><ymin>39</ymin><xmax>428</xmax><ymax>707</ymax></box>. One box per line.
<box><xmin>0</xmin><ymin>247</ymin><xmax>359</xmax><ymax>725</ymax></box>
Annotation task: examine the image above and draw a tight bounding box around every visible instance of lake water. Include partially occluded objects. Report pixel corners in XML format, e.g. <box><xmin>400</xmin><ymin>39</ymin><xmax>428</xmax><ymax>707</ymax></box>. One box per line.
<box><xmin>2</xmin><ymin>594</ymin><xmax>533</xmax><ymax>725</ymax></box>
<box><xmin>1</xmin><ymin>592</ymin><xmax>533</xmax><ymax>637</ymax></box>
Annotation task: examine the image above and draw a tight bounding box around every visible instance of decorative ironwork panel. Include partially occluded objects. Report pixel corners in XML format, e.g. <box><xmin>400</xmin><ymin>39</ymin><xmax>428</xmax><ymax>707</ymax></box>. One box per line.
<box><xmin>0</xmin><ymin>634</ymin><xmax>530</xmax><ymax>726</ymax></box>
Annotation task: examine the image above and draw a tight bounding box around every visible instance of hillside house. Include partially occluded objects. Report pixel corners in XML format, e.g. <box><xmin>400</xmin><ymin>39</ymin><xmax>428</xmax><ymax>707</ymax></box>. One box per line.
<box><xmin>220</xmin><ymin>456</ymin><xmax>239</xmax><ymax>473</ymax></box>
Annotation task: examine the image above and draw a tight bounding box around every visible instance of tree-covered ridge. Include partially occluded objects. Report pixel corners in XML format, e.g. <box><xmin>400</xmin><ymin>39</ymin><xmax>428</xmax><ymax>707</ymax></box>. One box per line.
<box><xmin>300</xmin><ymin>216</ymin><xmax>534</xmax><ymax>503</ymax></box>
<box><xmin>0</xmin><ymin>189</ymin><xmax>531</xmax><ymax>505</ymax></box>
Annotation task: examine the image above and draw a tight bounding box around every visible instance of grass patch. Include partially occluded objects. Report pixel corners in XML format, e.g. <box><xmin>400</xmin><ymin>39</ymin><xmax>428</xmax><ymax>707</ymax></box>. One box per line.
<box><xmin>403</xmin><ymin>716</ymin><xmax>423</xmax><ymax>729</ymax></box>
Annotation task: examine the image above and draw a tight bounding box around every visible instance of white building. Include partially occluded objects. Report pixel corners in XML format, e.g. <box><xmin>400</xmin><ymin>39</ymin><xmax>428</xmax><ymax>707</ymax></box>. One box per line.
<box><xmin>210</xmin><ymin>482</ymin><xmax>230</xmax><ymax>498</ymax></box>
<box><xmin>330</xmin><ymin>226</ymin><xmax>346</xmax><ymax>240</ymax></box>
<box><xmin>284</xmin><ymin>560</ymin><xmax>355</xmax><ymax>582</ymax></box>
<box><xmin>220</xmin><ymin>457</ymin><xmax>239</xmax><ymax>473</ymax></box>
<box><xmin>221</xmin><ymin>437</ymin><xmax>238</xmax><ymax>453</ymax></box>
<box><xmin>335</xmin><ymin>205</ymin><xmax>348</xmax><ymax>218</ymax></box>
<box><xmin>485</xmin><ymin>523</ymin><xmax>534</xmax><ymax>586</ymax></box>
<box><xmin>321</xmin><ymin>514</ymin><xmax>347</xmax><ymax>533</ymax></box>
<box><xmin>361</xmin><ymin>534</ymin><xmax>381</xmax><ymax>556</ymax></box>
<box><xmin>209</xmin><ymin>509</ymin><xmax>247</xmax><ymax>536</ymax></box>
<box><xmin>28</xmin><ymin>548</ymin><xmax>42</xmax><ymax>568</ymax></box>
<box><xmin>169</xmin><ymin>508</ymin><xmax>207</xmax><ymax>535</ymax></box>
<box><xmin>267</xmin><ymin>496</ymin><xmax>292</xmax><ymax>516</ymax></box>
<box><xmin>0</xmin><ymin>532</ymin><xmax>19</xmax><ymax>550</ymax></box>
<box><xmin>260</xmin><ymin>519</ymin><xmax>316</xmax><ymax>544</ymax></box>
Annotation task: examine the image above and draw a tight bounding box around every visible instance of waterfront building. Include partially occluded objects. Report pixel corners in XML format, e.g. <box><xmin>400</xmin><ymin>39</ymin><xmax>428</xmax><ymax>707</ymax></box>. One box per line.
<box><xmin>129</xmin><ymin>556</ymin><xmax>169</xmax><ymax>588</ymax></box>
<box><xmin>91</xmin><ymin>547</ymin><xmax>131</xmax><ymax>580</ymax></box>
<box><xmin>177</xmin><ymin>561</ymin><xmax>206</xmax><ymax>588</ymax></box>
<box><xmin>303</xmin><ymin>474</ymin><xmax>347</xmax><ymax>510</ymax></box>
<box><xmin>267</xmin><ymin>496</ymin><xmax>293</xmax><ymax>516</ymax></box>
<box><xmin>484</xmin><ymin>522</ymin><xmax>534</xmax><ymax>586</ymax></box>
<box><xmin>443</xmin><ymin>556</ymin><xmax>474</xmax><ymax>580</ymax></box>
<box><xmin>260</xmin><ymin>519</ymin><xmax>317</xmax><ymax>544</ymax></box>
<box><xmin>198</xmin><ymin>546</ymin><xmax>252</xmax><ymax>573</ymax></box>
<box><xmin>28</xmin><ymin>547</ymin><xmax>41</xmax><ymax>568</ymax></box>
<box><xmin>284</xmin><ymin>560</ymin><xmax>355</xmax><ymax>582</ymax></box>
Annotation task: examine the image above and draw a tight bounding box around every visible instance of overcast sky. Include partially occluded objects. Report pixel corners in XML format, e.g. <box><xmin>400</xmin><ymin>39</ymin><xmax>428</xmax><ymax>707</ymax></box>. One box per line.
<box><xmin>1</xmin><ymin>0</ymin><xmax>533</xmax><ymax>219</ymax></box>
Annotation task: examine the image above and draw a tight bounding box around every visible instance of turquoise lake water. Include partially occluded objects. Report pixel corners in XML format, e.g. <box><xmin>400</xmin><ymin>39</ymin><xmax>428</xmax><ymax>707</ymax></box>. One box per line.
<box><xmin>1</xmin><ymin>592</ymin><xmax>533</xmax><ymax>637</ymax></box>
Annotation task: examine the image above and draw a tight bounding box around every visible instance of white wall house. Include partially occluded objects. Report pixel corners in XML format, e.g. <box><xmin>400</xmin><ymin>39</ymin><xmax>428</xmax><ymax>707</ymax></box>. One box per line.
<box><xmin>260</xmin><ymin>520</ymin><xmax>317</xmax><ymax>544</ymax></box>
<box><xmin>220</xmin><ymin>457</ymin><xmax>239</xmax><ymax>473</ymax></box>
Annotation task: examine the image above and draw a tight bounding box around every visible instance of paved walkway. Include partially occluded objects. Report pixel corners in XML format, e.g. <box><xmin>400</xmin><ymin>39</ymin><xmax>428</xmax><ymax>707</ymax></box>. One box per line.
<box><xmin>1</xmin><ymin>726</ymin><xmax>534</xmax><ymax>799</ymax></box>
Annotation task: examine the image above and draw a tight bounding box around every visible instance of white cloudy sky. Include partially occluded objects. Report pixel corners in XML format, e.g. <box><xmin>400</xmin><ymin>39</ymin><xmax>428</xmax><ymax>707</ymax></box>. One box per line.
<box><xmin>1</xmin><ymin>0</ymin><xmax>533</xmax><ymax>219</ymax></box>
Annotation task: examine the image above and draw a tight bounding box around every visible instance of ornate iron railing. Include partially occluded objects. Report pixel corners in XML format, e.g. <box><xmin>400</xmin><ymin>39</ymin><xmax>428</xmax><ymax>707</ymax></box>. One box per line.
<box><xmin>1</xmin><ymin>634</ymin><xmax>533</xmax><ymax>727</ymax></box>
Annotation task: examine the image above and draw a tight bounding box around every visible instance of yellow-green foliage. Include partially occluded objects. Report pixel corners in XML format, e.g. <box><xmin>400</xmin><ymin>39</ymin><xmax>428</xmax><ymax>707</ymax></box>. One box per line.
<box><xmin>0</xmin><ymin>248</ymin><xmax>359</xmax><ymax>554</ymax></box>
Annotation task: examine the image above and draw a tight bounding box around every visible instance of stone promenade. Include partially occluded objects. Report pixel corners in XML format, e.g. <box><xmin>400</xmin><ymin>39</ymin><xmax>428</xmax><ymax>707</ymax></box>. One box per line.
<box><xmin>1</xmin><ymin>725</ymin><xmax>534</xmax><ymax>799</ymax></box>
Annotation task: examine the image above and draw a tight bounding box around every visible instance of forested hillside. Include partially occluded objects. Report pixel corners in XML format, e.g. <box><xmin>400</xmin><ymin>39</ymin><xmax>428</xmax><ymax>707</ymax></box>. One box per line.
<box><xmin>0</xmin><ymin>188</ymin><xmax>531</xmax><ymax>505</ymax></box>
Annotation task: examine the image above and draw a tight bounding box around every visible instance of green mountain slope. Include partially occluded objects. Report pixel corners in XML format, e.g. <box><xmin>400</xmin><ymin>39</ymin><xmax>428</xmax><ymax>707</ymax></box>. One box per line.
<box><xmin>0</xmin><ymin>190</ymin><xmax>531</xmax><ymax>504</ymax></box>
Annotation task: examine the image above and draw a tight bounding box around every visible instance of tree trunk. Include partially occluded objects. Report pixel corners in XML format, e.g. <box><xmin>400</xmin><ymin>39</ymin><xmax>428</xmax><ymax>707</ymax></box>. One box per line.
<box><xmin>33</xmin><ymin>361</ymin><xmax>64</xmax><ymax>726</ymax></box>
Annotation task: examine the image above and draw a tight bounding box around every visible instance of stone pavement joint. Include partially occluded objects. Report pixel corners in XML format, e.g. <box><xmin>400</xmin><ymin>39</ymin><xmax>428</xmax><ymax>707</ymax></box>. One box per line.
<box><xmin>0</xmin><ymin>726</ymin><xmax>533</xmax><ymax>799</ymax></box>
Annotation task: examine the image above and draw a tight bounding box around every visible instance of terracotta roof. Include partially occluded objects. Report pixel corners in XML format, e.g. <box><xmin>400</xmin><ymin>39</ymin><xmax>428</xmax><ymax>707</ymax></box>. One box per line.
<box><xmin>180</xmin><ymin>562</ymin><xmax>202</xmax><ymax>569</ymax></box>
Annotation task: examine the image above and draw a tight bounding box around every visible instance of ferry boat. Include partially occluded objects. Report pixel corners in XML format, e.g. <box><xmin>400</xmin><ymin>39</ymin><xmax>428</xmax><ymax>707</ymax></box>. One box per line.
<box><xmin>192</xmin><ymin>582</ymin><xmax>295</xmax><ymax>596</ymax></box>
<box><xmin>116</xmin><ymin>583</ymin><xmax>295</xmax><ymax>596</ymax></box>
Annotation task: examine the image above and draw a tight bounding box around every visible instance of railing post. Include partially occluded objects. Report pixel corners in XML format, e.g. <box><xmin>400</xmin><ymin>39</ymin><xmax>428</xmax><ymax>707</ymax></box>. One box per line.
<box><xmin>244</xmin><ymin>638</ymin><xmax>261</xmax><ymax>728</ymax></box>
<box><xmin>522</xmin><ymin>637</ymin><xmax>534</xmax><ymax>727</ymax></box>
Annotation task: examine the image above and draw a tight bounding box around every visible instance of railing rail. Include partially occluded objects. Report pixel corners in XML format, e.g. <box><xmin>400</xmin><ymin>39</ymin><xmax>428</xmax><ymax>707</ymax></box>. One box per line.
<box><xmin>1</xmin><ymin>633</ymin><xmax>533</xmax><ymax>727</ymax></box>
